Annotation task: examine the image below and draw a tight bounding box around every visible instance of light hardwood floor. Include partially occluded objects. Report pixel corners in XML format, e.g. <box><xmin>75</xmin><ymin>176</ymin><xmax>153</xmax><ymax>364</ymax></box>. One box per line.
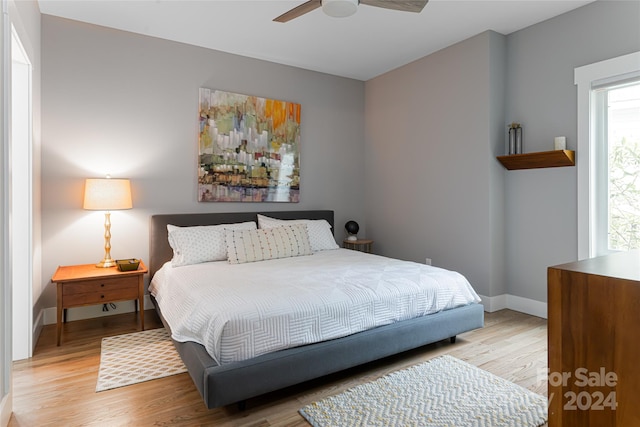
<box><xmin>9</xmin><ymin>309</ymin><xmax>548</xmax><ymax>426</ymax></box>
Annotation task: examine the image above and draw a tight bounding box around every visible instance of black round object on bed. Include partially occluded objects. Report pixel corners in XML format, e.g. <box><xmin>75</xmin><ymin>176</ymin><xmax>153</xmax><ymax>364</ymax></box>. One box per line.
<box><xmin>345</xmin><ymin>220</ymin><xmax>359</xmax><ymax>235</ymax></box>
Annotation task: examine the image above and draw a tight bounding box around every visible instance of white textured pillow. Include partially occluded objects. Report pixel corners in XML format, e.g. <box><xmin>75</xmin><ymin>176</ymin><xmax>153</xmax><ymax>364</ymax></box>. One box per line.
<box><xmin>226</xmin><ymin>224</ymin><xmax>313</xmax><ymax>264</ymax></box>
<box><xmin>257</xmin><ymin>214</ymin><xmax>339</xmax><ymax>251</ymax></box>
<box><xmin>167</xmin><ymin>221</ymin><xmax>257</xmax><ymax>267</ymax></box>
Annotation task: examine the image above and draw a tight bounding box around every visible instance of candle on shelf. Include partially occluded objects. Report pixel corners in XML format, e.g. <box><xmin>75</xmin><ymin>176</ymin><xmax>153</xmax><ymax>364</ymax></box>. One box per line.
<box><xmin>554</xmin><ymin>136</ymin><xmax>566</xmax><ymax>150</ymax></box>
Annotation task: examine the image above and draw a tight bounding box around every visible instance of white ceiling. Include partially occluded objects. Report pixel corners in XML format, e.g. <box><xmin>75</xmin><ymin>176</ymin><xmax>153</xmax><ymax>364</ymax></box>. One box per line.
<box><xmin>37</xmin><ymin>0</ymin><xmax>595</xmax><ymax>81</ymax></box>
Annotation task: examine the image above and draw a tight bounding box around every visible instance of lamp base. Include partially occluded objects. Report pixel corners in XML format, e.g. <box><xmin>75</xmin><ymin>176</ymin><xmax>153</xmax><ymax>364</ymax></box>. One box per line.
<box><xmin>97</xmin><ymin>211</ymin><xmax>116</xmax><ymax>268</ymax></box>
<box><xmin>347</xmin><ymin>235</ymin><xmax>358</xmax><ymax>241</ymax></box>
<box><xmin>96</xmin><ymin>258</ymin><xmax>117</xmax><ymax>268</ymax></box>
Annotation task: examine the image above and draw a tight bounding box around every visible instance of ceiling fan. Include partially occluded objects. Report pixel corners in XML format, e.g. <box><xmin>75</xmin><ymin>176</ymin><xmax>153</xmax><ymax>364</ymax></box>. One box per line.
<box><xmin>273</xmin><ymin>0</ymin><xmax>429</xmax><ymax>23</ymax></box>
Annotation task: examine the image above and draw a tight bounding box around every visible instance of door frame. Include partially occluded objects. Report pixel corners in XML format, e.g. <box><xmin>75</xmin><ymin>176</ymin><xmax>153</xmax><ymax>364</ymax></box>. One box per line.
<box><xmin>1</xmin><ymin>0</ymin><xmax>14</xmax><ymax>423</ymax></box>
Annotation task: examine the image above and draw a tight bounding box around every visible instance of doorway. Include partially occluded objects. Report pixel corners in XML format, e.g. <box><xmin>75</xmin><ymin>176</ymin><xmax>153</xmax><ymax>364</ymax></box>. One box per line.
<box><xmin>10</xmin><ymin>25</ymin><xmax>32</xmax><ymax>361</ymax></box>
<box><xmin>1</xmin><ymin>0</ymin><xmax>11</xmax><ymax>423</ymax></box>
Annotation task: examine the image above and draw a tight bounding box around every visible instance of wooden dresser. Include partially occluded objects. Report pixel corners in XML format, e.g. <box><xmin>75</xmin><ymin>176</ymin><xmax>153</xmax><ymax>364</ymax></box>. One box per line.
<box><xmin>548</xmin><ymin>250</ymin><xmax>640</xmax><ymax>426</ymax></box>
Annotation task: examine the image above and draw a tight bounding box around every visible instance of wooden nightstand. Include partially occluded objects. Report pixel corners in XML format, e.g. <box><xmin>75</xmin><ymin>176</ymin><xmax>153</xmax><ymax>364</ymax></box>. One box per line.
<box><xmin>51</xmin><ymin>261</ymin><xmax>148</xmax><ymax>346</ymax></box>
<box><xmin>343</xmin><ymin>239</ymin><xmax>374</xmax><ymax>253</ymax></box>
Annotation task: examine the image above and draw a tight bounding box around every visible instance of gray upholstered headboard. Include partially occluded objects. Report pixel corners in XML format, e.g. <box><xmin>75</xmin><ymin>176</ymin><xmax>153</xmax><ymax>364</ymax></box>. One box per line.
<box><xmin>149</xmin><ymin>210</ymin><xmax>335</xmax><ymax>278</ymax></box>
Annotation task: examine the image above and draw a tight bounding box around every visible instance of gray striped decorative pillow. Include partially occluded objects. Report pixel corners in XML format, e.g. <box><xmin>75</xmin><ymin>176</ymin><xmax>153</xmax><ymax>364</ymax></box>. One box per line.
<box><xmin>226</xmin><ymin>224</ymin><xmax>313</xmax><ymax>264</ymax></box>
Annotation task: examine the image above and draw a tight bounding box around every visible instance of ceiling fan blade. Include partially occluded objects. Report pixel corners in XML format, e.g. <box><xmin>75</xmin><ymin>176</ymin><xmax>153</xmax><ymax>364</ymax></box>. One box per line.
<box><xmin>273</xmin><ymin>0</ymin><xmax>322</xmax><ymax>23</ymax></box>
<box><xmin>360</xmin><ymin>0</ymin><xmax>428</xmax><ymax>13</ymax></box>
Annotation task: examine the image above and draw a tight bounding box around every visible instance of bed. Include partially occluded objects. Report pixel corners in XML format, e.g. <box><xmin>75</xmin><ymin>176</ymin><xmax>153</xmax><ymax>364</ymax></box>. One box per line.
<box><xmin>149</xmin><ymin>210</ymin><xmax>484</xmax><ymax>409</ymax></box>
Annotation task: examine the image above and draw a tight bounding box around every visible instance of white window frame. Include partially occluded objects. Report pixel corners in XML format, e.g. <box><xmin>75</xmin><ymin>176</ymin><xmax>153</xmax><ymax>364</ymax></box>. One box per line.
<box><xmin>575</xmin><ymin>51</ymin><xmax>640</xmax><ymax>260</ymax></box>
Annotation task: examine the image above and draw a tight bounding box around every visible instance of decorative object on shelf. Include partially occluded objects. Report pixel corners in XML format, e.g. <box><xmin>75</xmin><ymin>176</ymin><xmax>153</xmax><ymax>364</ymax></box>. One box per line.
<box><xmin>83</xmin><ymin>176</ymin><xmax>133</xmax><ymax>268</ymax></box>
<box><xmin>345</xmin><ymin>220</ymin><xmax>359</xmax><ymax>241</ymax></box>
<box><xmin>508</xmin><ymin>123</ymin><xmax>516</xmax><ymax>155</ymax></box>
<box><xmin>508</xmin><ymin>122</ymin><xmax>523</xmax><ymax>154</ymax></box>
<box><xmin>198</xmin><ymin>87</ymin><xmax>301</xmax><ymax>203</ymax></box>
<box><xmin>554</xmin><ymin>136</ymin><xmax>566</xmax><ymax>150</ymax></box>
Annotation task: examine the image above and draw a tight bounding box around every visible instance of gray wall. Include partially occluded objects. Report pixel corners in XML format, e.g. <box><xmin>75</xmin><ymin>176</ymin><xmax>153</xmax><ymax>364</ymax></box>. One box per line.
<box><xmin>364</xmin><ymin>31</ymin><xmax>507</xmax><ymax>298</ymax></box>
<box><xmin>40</xmin><ymin>16</ymin><xmax>365</xmax><ymax>310</ymax></box>
<box><xmin>365</xmin><ymin>0</ymin><xmax>640</xmax><ymax>304</ymax></box>
<box><xmin>504</xmin><ymin>0</ymin><xmax>640</xmax><ymax>302</ymax></box>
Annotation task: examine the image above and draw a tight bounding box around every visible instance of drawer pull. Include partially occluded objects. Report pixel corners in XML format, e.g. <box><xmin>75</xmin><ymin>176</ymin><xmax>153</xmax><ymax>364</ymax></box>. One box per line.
<box><xmin>101</xmin><ymin>283</ymin><xmax>105</xmax><ymax>287</ymax></box>
<box><xmin>101</xmin><ymin>295</ymin><xmax>105</xmax><ymax>299</ymax></box>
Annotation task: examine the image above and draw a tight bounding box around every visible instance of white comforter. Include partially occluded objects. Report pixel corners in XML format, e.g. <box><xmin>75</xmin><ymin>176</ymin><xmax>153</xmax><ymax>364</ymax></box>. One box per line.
<box><xmin>149</xmin><ymin>249</ymin><xmax>481</xmax><ymax>365</ymax></box>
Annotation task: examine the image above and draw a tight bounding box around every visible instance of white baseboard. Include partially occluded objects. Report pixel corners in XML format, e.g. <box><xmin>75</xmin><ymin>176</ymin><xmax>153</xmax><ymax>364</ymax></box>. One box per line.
<box><xmin>42</xmin><ymin>295</ymin><xmax>154</xmax><ymax>325</ymax></box>
<box><xmin>478</xmin><ymin>294</ymin><xmax>507</xmax><ymax>312</ymax></box>
<box><xmin>505</xmin><ymin>294</ymin><xmax>547</xmax><ymax>319</ymax></box>
<box><xmin>0</xmin><ymin>391</ymin><xmax>11</xmax><ymax>427</ymax></box>
<box><xmin>478</xmin><ymin>293</ymin><xmax>547</xmax><ymax>319</ymax></box>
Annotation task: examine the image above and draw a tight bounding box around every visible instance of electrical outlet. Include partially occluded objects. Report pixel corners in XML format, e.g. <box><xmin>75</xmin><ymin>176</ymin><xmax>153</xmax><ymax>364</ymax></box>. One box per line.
<box><xmin>425</xmin><ymin>258</ymin><xmax>432</xmax><ymax>266</ymax></box>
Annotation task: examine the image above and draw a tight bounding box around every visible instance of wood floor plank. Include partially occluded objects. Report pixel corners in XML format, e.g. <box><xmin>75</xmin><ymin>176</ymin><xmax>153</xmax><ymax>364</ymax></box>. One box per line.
<box><xmin>9</xmin><ymin>309</ymin><xmax>548</xmax><ymax>426</ymax></box>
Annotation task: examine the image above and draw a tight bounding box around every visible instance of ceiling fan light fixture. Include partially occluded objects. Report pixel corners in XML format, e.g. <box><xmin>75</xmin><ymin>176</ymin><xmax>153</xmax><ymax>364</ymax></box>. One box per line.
<box><xmin>322</xmin><ymin>0</ymin><xmax>358</xmax><ymax>18</ymax></box>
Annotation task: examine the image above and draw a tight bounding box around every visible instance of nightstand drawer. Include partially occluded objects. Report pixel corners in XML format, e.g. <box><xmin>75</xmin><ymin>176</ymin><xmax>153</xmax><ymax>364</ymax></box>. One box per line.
<box><xmin>62</xmin><ymin>276</ymin><xmax>139</xmax><ymax>306</ymax></box>
<box><xmin>62</xmin><ymin>276</ymin><xmax>138</xmax><ymax>295</ymax></box>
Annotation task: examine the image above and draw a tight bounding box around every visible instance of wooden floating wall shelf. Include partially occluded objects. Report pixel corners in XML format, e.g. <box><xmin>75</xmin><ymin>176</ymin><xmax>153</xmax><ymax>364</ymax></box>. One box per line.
<box><xmin>497</xmin><ymin>150</ymin><xmax>575</xmax><ymax>170</ymax></box>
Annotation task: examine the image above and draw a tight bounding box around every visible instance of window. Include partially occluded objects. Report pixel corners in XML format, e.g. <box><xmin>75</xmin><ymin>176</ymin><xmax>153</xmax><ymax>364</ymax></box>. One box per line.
<box><xmin>593</xmin><ymin>81</ymin><xmax>640</xmax><ymax>255</ymax></box>
<box><xmin>575</xmin><ymin>52</ymin><xmax>640</xmax><ymax>259</ymax></box>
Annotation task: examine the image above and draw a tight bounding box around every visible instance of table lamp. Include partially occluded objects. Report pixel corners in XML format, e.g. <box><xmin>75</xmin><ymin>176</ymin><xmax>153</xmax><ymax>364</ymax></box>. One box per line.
<box><xmin>83</xmin><ymin>177</ymin><xmax>132</xmax><ymax>267</ymax></box>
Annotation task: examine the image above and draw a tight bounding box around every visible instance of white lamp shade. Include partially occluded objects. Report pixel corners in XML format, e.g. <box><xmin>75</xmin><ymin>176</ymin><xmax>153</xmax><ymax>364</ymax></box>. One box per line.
<box><xmin>83</xmin><ymin>178</ymin><xmax>133</xmax><ymax>210</ymax></box>
<box><xmin>322</xmin><ymin>0</ymin><xmax>358</xmax><ymax>17</ymax></box>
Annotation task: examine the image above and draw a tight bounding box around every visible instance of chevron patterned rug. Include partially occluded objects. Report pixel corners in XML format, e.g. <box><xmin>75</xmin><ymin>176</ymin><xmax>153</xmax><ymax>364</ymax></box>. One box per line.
<box><xmin>300</xmin><ymin>355</ymin><xmax>547</xmax><ymax>427</ymax></box>
<box><xmin>95</xmin><ymin>328</ymin><xmax>187</xmax><ymax>392</ymax></box>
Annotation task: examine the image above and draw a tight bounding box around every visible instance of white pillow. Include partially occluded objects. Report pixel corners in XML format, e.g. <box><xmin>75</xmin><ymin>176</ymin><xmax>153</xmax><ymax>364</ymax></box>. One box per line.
<box><xmin>167</xmin><ymin>221</ymin><xmax>257</xmax><ymax>267</ymax></box>
<box><xmin>226</xmin><ymin>224</ymin><xmax>313</xmax><ymax>264</ymax></box>
<box><xmin>257</xmin><ymin>214</ymin><xmax>339</xmax><ymax>251</ymax></box>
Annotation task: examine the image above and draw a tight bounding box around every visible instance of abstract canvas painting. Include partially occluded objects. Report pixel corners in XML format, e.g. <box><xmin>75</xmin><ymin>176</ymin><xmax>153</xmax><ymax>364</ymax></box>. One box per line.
<box><xmin>198</xmin><ymin>88</ymin><xmax>301</xmax><ymax>202</ymax></box>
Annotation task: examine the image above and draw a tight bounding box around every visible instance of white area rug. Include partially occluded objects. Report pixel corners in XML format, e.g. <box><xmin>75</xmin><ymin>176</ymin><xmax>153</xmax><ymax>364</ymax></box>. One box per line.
<box><xmin>96</xmin><ymin>328</ymin><xmax>186</xmax><ymax>392</ymax></box>
<box><xmin>300</xmin><ymin>355</ymin><xmax>547</xmax><ymax>427</ymax></box>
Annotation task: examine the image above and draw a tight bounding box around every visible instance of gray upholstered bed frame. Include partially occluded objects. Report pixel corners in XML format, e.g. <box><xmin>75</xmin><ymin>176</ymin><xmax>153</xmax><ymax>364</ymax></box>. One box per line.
<box><xmin>149</xmin><ymin>210</ymin><xmax>484</xmax><ymax>409</ymax></box>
